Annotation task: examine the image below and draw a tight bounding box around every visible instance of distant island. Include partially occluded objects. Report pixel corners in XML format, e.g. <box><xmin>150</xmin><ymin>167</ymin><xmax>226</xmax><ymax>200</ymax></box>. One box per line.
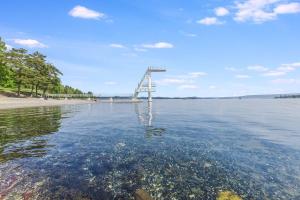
<box><xmin>103</xmin><ymin>94</ymin><xmax>300</xmax><ymax>100</ymax></box>
<box><xmin>149</xmin><ymin>93</ymin><xmax>300</xmax><ymax>99</ymax></box>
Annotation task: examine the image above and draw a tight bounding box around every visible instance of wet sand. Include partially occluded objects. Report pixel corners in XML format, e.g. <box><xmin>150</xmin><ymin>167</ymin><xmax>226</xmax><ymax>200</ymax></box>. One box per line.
<box><xmin>0</xmin><ymin>96</ymin><xmax>94</xmax><ymax>110</ymax></box>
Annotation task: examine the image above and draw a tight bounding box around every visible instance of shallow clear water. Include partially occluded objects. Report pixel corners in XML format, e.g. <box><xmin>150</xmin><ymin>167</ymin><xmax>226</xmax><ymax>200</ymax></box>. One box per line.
<box><xmin>1</xmin><ymin>99</ymin><xmax>300</xmax><ymax>199</ymax></box>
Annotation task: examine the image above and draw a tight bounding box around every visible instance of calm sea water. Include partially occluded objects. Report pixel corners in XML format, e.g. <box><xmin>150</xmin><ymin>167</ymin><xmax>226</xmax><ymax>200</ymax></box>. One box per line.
<box><xmin>1</xmin><ymin>99</ymin><xmax>300</xmax><ymax>199</ymax></box>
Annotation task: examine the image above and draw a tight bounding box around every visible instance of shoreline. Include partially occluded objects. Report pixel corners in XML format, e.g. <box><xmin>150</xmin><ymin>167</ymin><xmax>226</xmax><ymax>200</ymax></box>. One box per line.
<box><xmin>0</xmin><ymin>97</ymin><xmax>95</xmax><ymax>110</ymax></box>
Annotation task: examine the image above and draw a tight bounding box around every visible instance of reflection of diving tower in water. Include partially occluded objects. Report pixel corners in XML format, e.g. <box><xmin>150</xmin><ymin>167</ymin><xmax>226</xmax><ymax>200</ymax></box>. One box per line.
<box><xmin>133</xmin><ymin>67</ymin><xmax>166</xmax><ymax>102</ymax></box>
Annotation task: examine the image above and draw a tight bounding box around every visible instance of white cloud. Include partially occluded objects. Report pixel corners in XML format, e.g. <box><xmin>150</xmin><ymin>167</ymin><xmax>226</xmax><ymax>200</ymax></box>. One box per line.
<box><xmin>263</xmin><ymin>71</ymin><xmax>286</xmax><ymax>76</ymax></box>
<box><xmin>104</xmin><ymin>81</ymin><xmax>117</xmax><ymax>85</ymax></box>
<box><xmin>274</xmin><ymin>2</ymin><xmax>300</xmax><ymax>14</ymax></box>
<box><xmin>234</xmin><ymin>0</ymin><xmax>300</xmax><ymax>23</ymax></box>
<box><xmin>109</xmin><ymin>43</ymin><xmax>125</xmax><ymax>48</ymax></box>
<box><xmin>234</xmin><ymin>0</ymin><xmax>278</xmax><ymax>23</ymax></box>
<box><xmin>278</xmin><ymin>62</ymin><xmax>300</xmax><ymax>71</ymax></box>
<box><xmin>209</xmin><ymin>85</ymin><xmax>217</xmax><ymax>89</ymax></box>
<box><xmin>277</xmin><ymin>65</ymin><xmax>295</xmax><ymax>72</ymax></box>
<box><xmin>247</xmin><ymin>65</ymin><xmax>269</xmax><ymax>72</ymax></box>
<box><xmin>271</xmin><ymin>78</ymin><xmax>300</xmax><ymax>84</ymax></box>
<box><xmin>197</xmin><ymin>17</ymin><xmax>223</xmax><ymax>25</ymax></box>
<box><xmin>69</xmin><ymin>5</ymin><xmax>105</xmax><ymax>20</ymax></box>
<box><xmin>178</xmin><ymin>84</ymin><xmax>198</xmax><ymax>90</ymax></box>
<box><xmin>141</xmin><ymin>42</ymin><xmax>174</xmax><ymax>49</ymax></box>
<box><xmin>188</xmin><ymin>72</ymin><xmax>207</xmax><ymax>78</ymax></box>
<box><xmin>13</xmin><ymin>39</ymin><xmax>47</xmax><ymax>48</ymax></box>
<box><xmin>226</xmin><ymin>62</ymin><xmax>300</xmax><ymax>79</ymax></box>
<box><xmin>156</xmin><ymin>71</ymin><xmax>207</xmax><ymax>86</ymax></box>
<box><xmin>236</xmin><ymin>74</ymin><xmax>251</xmax><ymax>79</ymax></box>
<box><xmin>262</xmin><ymin>62</ymin><xmax>300</xmax><ymax>76</ymax></box>
<box><xmin>215</xmin><ymin>7</ymin><xmax>230</xmax><ymax>16</ymax></box>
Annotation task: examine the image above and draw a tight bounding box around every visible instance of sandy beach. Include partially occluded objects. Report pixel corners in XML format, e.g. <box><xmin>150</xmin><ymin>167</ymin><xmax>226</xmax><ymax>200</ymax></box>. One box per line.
<box><xmin>0</xmin><ymin>96</ymin><xmax>95</xmax><ymax>110</ymax></box>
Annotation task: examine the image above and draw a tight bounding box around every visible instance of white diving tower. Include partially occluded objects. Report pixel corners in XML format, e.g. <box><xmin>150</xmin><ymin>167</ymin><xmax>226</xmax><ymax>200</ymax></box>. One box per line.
<box><xmin>133</xmin><ymin>67</ymin><xmax>166</xmax><ymax>102</ymax></box>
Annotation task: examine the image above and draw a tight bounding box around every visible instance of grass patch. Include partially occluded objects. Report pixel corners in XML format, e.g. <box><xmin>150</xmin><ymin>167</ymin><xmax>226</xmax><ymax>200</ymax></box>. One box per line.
<box><xmin>0</xmin><ymin>86</ymin><xmax>43</xmax><ymax>97</ymax></box>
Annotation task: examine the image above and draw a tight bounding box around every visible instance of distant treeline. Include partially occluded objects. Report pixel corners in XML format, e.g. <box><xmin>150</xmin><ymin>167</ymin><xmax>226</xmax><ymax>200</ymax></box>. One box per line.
<box><xmin>275</xmin><ymin>95</ymin><xmax>300</xmax><ymax>99</ymax></box>
<box><xmin>0</xmin><ymin>37</ymin><xmax>91</xmax><ymax>97</ymax></box>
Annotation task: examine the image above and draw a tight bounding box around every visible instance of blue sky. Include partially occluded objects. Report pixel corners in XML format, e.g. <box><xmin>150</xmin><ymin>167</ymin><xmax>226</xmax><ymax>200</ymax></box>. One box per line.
<box><xmin>1</xmin><ymin>0</ymin><xmax>300</xmax><ymax>97</ymax></box>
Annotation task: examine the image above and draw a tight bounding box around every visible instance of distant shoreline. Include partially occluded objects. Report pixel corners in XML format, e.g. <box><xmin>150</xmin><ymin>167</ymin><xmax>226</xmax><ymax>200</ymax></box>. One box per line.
<box><xmin>0</xmin><ymin>96</ymin><xmax>94</xmax><ymax>110</ymax></box>
<box><xmin>1</xmin><ymin>93</ymin><xmax>300</xmax><ymax>110</ymax></box>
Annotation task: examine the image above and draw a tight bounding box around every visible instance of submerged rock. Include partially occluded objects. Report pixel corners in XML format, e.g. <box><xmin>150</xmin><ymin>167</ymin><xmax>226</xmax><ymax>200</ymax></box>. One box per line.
<box><xmin>134</xmin><ymin>189</ymin><xmax>153</xmax><ymax>200</ymax></box>
<box><xmin>217</xmin><ymin>191</ymin><xmax>242</xmax><ymax>200</ymax></box>
<box><xmin>115</xmin><ymin>142</ymin><xmax>126</xmax><ymax>149</ymax></box>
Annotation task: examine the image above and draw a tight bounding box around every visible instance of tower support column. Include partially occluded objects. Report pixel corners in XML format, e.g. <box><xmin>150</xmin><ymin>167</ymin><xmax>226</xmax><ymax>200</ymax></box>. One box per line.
<box><xmin>148</xmin><ymin>73</ymin><xmax>152</xmax><ymax>102</ymax></box>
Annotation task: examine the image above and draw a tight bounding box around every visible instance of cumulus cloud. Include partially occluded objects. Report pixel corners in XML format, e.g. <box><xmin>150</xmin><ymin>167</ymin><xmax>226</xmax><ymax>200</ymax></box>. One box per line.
<box><xmin>247</xmin><ymin>65</ymin><xmax>269</xmax><ymax>72</ymax></box>
<box><xmin>197</xmin><ymin>17</ymin><xmax>223</xmax><ymax>25</ymax></box>
<box><xmin>69</xmin><ymin>5</ymin><xmax>105</xmax><ymax>20</ymax></box>
<box><xmin>141</xmin><ymin>42</ymin><xmax>174</xmax><ymax>49</ymax></box>
<box><xmin>109</xmin><ymin>43</ymin><xmax>125</xmax><ymax>48</ymax></box>
<box><xmin>277</xmin><ymin>65</ymin><xmax>295</xmax><ymax>72</ymax></box>
<box><xmin>215</xmin><ymin>7</ymin><xmax>230</xmax><ymax>16</ymax></box>
<box><xmin>13</xmin><ymin>39</ymin><xmax>47</xmax><ymax>48</ymax></box>
<box><xmin>262</xmin><ymin>62</ymin><xmax>300</xmax><ymax>76</ymax></box>
<box><xmin>235</xmin><ymin>74</ymin><xmax>251</xmax><ymax>79</ymax></box>
<box><xmin>234</xmin><ymin>0</ymin><xmax>278</xmax><ymax>23</ymax></box>
<box><xmin>234</xmin><ymin>0</ymin><xmax>300</xmax><ymax>23</ymax></box>
<box><xmin>178</xmin><ymin>84</ymin><xmax>198</xmax><ymax>90</ymax></box>
<box><xmin>227</xmin><ymin>62</ymin><xmax>299</xmax><ymax>78</ymax></box>
<box><xmin>274</xmin><ymin>2</ymin><xmax>300</xmax><ymax>14</ymax></box>
<box><xmin>284</xmin><ymin>62</ymin><xmax>300</xmax><ymax>67</ymax></box>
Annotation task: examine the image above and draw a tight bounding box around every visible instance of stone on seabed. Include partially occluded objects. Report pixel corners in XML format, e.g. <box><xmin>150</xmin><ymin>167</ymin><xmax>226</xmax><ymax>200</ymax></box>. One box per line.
<box><xmin>217</xmin><ymin>191</ymin><xmax>242</xmax><ymax>200</ymax></box>
<box><xmin>134</xmin><ymin>189</ymin><xmax>153</xmax><ymax>200</ymax></box>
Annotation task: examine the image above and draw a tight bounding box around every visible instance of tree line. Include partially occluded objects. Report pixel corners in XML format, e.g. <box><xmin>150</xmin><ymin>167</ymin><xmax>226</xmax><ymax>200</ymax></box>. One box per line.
<box><xmin>0</xmin><ymin>37</ymin><xmax>89</xmax><ymax>97</ymax></box>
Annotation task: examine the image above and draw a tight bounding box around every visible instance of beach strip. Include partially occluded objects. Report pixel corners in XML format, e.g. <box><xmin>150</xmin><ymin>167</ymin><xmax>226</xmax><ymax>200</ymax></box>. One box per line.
<box><xmin>0</xmin><ymin>97</ymin><xmax>95</xmax><ymax>110</ymax></box>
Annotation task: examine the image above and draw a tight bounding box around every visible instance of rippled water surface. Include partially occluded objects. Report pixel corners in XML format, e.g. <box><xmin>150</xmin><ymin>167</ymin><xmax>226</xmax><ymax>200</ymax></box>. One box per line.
<box><xmin>1</xmin><ymin>99</ymin><xmax>300</xmax><ymax>199</ymax></box>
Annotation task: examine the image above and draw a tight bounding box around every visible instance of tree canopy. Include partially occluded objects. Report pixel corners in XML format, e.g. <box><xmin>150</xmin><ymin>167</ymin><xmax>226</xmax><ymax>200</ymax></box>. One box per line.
<box><xmin>0</xmin><ymin>37</ymin><xmax>87</xmax><ymax>97</ymax></box>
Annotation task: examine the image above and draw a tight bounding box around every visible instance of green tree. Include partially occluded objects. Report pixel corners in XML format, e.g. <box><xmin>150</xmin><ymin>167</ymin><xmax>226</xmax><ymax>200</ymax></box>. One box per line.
<box><xmin>0</xmin><ymin>37</ymin><xmax>7</xmax><ymax>83</ymax></box>
<box><xmin>0</xmin><ymin>38</ymin><xmax>14</xmax><ymax>87</ymax></box>
<box><xmin>27</xmin><ymin>51</ymin><xmax>47</xmax><ymax>96</ymax></box>
<box><xmin>39</xmin><ymin>63</ymin><xmax>62</xmax><ymax>96</ymax></box>
<box><xmin>6</xmin><ymin>48</ymin><xmax>29</xmax><ymax>96</ymax></box>
<box><xmin>1</xmin><ymin>36</ymin><xmax>87</xmax><ymax>97</ymax></box>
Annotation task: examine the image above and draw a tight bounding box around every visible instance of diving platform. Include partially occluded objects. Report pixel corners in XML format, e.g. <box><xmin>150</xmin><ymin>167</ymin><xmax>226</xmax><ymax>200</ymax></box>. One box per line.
<box><xmin>45</xmin><ymin>67</ymin><xmax>166</xmax><ymax>103</ymax></box>
<box><xmin>133</xmin><ymin>67</ymin><xmax>166</xmax><ymax>102</ymax></box>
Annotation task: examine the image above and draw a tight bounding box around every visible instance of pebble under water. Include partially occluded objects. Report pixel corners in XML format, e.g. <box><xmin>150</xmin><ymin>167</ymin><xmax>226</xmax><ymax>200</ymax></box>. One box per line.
<box><xmin>1</xmin><ymin>99</ymin><xmax>300</xmax><ymax>199</ymax></box>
